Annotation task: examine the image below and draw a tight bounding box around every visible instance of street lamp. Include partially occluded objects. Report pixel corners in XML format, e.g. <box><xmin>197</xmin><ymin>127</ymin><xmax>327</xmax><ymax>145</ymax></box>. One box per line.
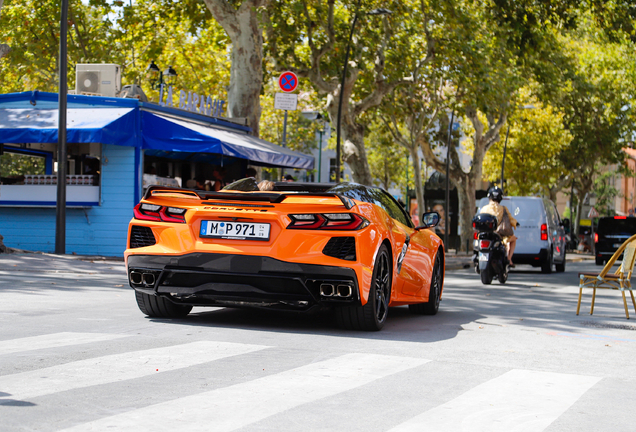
<box><xmin>145</xmin><ymin>61</ymin><xmax>178</xmax><ymax>90</ymax></box>
<box><xmin>335</xmin><ymin>7</ymin><xmax>392</xmax><ymax>183</ymax></box>
<box><xmin>501</xmin><ymin>105</ymin><xmax>535</xmax><ymax>194</ymax></box>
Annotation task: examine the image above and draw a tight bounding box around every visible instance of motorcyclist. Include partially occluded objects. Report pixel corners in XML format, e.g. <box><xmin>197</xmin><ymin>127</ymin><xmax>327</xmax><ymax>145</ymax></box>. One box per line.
<box><xmin>479</xmin><ymin>186</ymin><xmax>519</xmax><ymax>267</ymax></box>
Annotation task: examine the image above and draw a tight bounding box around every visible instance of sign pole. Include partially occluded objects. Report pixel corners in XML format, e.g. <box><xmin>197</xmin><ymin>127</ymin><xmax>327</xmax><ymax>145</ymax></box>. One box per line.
<box><xmin>282</xmin><ymin>110</ymin><xmax>288</xmax><ymax>148</ymax></box>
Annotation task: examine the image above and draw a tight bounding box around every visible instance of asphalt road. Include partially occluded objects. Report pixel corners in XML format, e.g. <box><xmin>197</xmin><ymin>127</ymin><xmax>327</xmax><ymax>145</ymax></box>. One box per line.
<box><xmin>0</xmin><ymin>252</ymin><xmax>634</xmax><ymax>431</ymax></box>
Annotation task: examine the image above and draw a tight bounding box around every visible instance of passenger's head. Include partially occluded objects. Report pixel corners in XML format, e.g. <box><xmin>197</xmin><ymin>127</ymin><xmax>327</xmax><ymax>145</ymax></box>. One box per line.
<box><xmin>245</xmin><ymin>168</ymin><xmax>257</xmax><ymax>178</ymax></box>
<box><xmin>194</xmin><ymin>176</ymin><xmax>206</xmax><ymax>188</ymax></box>
<box><xmin>487</xmin><ymin>186</ymin><xmax>503</xmax><ymax>203</ymax></box>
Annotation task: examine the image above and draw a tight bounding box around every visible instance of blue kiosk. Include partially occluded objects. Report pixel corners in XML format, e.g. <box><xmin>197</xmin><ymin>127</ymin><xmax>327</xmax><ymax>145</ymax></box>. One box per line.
<box><xmin>0</xmin><ymin>91</ymin><xmax>313</xmax><ymax>256</ymax></box>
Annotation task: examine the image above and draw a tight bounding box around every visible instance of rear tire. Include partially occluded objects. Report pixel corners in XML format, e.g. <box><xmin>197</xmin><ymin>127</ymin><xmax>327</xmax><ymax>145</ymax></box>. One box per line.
<box><xmin>336</xmin><ymin>244</ymin><xmax>392</xmax><ymax>331</ymax></box>
<box><xmin>541</xmin><ymin>250</ymin><xmax>553</xmax><ymax>274</ymax></box>
<box><xmin>555</xmin><ymin>252</ymin><xmax>566</xmax><ymax>272</ymax></box>
<box><xmin>480</xmin><ymin>265</ymin><xmax>493</xmax><ymax>285</ymax></box>
<box><xmin>498</xmin><ymin>262</ymin><xmax>508</xmax><ymax>284</ymax></box>
<box><xmin>409</xmin><ymin>250</ymin><xmax>443</xmax><ymax>315</ymax></box>
<box><xmin>135</xmin><ymin>291</ymin><xmax>192</xmax><ymax>318</ymax></box>
<box><xmin>596</xmin><ymin>257</ymin><xmax>604</xmax><ymax>266</ymax></box>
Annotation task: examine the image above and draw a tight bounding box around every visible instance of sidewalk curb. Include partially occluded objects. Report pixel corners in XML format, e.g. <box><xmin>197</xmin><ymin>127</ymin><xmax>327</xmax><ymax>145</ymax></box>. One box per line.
<box><xmin>1</xmin><ymin>249</ymin><xmax>124</xmax><ymax>262</ymax></box>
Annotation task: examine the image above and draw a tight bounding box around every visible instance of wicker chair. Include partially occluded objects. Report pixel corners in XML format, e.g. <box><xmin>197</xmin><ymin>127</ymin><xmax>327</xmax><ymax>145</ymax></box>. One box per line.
<box><xmin>577</xmin><ymin>233</ymin><xmax>636</xmax><ymax>319</ymax></box>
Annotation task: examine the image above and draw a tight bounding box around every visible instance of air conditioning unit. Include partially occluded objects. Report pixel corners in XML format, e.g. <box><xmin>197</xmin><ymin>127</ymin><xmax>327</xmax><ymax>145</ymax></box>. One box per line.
<box><xmin>76</xmin><ymin>64</ymin><xmax>121</xmax><ymax>97</ymax></box>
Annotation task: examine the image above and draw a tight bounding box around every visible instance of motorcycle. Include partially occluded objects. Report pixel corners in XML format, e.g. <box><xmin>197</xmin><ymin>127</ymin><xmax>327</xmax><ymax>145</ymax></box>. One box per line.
<box><xmin>472</xmin><ymin>213</ymin><xmax>509</xmax><ymax>285</ymax></box>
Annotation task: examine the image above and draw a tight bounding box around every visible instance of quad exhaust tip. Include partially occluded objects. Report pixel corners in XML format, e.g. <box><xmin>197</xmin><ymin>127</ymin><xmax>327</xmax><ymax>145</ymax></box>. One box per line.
<box><xmin>320</xmin><ymin>283</ymin><xmax>352</xmax><ymax>298</ymax></box>
<box><xmin>130</xmin><ymin>270</ymin><xmax>157</xmax><ymax>287</ymax></box>
<box><xmin>320</xmin><ymin>283</ymin><xmax>334</xmax><ymax>297</ymax></box>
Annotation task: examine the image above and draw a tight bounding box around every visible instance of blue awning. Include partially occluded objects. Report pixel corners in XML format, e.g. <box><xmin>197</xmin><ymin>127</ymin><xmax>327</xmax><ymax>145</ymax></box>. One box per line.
<box><xmin>141</xmin><ymin>111</ymin><xmax>314</xmax><ymax>170</ymax></box>
<box><xmin>0</xmin><ymin>107</ymin><xmax>137</xmax><ymax>147</ymax></box>
<box><xmin>0</xmin><ymin>92</ymin><xmax>314</xmax><ymax>170</ymax></box>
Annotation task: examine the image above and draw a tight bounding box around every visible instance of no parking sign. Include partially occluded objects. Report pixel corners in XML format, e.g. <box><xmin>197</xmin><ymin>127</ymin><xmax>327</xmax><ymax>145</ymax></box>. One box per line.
<box><xmin>278</xmin><ymin>71</ymin><xmax>298</xmax><ymax>93</ymax></box>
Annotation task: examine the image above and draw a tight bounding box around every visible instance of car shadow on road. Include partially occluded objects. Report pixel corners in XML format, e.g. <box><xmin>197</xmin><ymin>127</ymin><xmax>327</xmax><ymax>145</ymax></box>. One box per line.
<box><xmin>147</xmin><ymin>302</ymin><xmax>483</xmax><ymax>344</ymax></box>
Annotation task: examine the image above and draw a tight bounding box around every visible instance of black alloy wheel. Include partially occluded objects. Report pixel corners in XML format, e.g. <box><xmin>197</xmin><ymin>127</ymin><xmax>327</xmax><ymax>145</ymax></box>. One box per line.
<box><xmin>373</xmin><ymin>248</ymin><xmax>391</xmax><ymax>324</ymax></box>
<box><xmin>335</xmin><ymin>244</ymin><xmax>392</xmax><ymax>331</ymax></box>
<box><xmin>409</xmin><ymin>250</ymin><xmax>443</xmax><ymax>315</ymax></box>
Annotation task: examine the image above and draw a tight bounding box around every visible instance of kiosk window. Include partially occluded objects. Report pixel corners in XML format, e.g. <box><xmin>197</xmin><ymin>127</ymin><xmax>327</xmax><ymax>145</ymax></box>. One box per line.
<box><xmin>1</xmin><ymin>149</ymin><xmax>50</xmax><ymax>184</ymax></box>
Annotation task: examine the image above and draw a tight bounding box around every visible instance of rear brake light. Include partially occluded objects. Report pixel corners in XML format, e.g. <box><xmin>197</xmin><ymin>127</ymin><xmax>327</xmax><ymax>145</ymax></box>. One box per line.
<box><xmin>594</xmin><ymin>233</ymin><xmax>599</xmax><ymax>243</ymax></box>
<box><xmin>160</xmin><ymin>207</ymin><xmax>186</xmax><ymax>223</ymax></box>
<box><xmin>134</xmin><ymin>203</ymin><xmax>186</xmax><ymax>223</ymax></box>
<box><xmin>540</xmin><ymin>223</ymin><xmax>548</xmax><ymax>241</ymax></box>
<box><xmin>288</xmin><ymin>213</ymin><xmax>368</xmax><ymax>230</ymax></box>
<box><xmin>473</xmin><ymin>232</ymin><xmax>478</xmax><ymax>240</ymax></box>
<box><xmin>480</xmin><ymin>240</ymin><xmax>491</xmax><ymax>249</ymax></box>
<box><xmin>615</xmin><ymin>216</ymin><xmax>627</xmax><ymax>219</ymax></box>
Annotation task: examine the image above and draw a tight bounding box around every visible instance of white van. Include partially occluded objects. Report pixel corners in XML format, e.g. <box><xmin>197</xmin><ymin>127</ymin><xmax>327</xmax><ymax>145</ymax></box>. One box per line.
<box><xmin>475</xmin><ymin>196</ymin><xmax>567</xmax><ymax>273</ymax></box>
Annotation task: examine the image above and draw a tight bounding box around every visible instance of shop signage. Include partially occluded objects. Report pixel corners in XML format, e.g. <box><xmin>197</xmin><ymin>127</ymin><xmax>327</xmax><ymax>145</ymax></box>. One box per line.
<box><xmin>159</xmin><ymin>85</ymin><xmax>225</xmax><ymax>118</ymax></box>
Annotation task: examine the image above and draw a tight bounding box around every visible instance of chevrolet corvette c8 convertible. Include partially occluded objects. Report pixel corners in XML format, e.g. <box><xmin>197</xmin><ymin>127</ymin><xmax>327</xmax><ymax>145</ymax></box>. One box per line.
<box><xmin>125</xmin><ymin>179</ymin><xmax>444</xmax><ymax>331</ymax></box>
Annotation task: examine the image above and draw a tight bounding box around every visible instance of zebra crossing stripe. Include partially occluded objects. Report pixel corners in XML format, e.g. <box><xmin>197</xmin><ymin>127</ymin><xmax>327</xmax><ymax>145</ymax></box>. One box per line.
<box><xmin>0</xmin><ymin>341</ymin><xmax>267</xmax><ymax>404</ymax></box>
<box><xmin>60</xmin><ymin>353</ymin><xmax>430</xmax><ymax>432</ymax></box>
<box><xmin>388</xmin><ymin>369</ymin><xmax>601</xmax><ymax>432</ymax></box>
<box><xmin>0</xmin><ymin>332</ymin><xmax>128</xmax><ymax>355</ymax></box>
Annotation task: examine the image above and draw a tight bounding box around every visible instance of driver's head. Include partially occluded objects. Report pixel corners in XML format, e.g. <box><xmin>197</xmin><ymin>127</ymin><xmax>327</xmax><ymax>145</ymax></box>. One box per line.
<box><xmin>487</xmin><ymin>186</ymin><xmax>503</xmax><ymax>203</ymax></box>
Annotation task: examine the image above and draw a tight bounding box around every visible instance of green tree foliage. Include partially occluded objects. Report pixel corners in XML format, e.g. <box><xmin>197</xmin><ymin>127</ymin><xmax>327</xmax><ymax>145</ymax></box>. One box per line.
<box><xmin>482</xmin><ymin>94</ymin><xmax>572</xmax><ymax>200</ymax></box>
<box><xmin>0</xmin><ymin>0</ymin><xmax>116</xmax><ymax>93</ymax></box>
<box><xmin>547</xmin><ymin>27</ymin><xmax>636</xmax><ymax>212</ymax></box>
<box><xmin>264</xmin><ymin>0</ymin><xmax>425</xmax><ymax>185</ymax></box>
<box><xmin>0</xmin><ymin>0</ymin><xmax>230</xmax><ymax>104</ymax></box>
<box><xmin>593</xmin><ymin>171</ymin><xmax>621</xmax><ymax>217</ymax></box>
<box><xmin>366</xmin><ymin>127</ymin><xmax>406</xmax><ymax>191</ymax></box>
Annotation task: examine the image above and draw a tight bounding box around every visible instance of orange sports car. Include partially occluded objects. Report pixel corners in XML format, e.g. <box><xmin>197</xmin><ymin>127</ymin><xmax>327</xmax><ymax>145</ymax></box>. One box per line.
<box><xmin>125</xmin><ymin>179</ymin><xmax>445</xmax><ymax>331</ymax></box>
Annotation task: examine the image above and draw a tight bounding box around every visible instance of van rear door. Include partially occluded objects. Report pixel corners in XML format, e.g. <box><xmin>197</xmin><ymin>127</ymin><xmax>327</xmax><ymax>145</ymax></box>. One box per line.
<box><xmin>501</xmin><ymin>197</ymin><xmax>545</xmax><ymax>255</ymax></box>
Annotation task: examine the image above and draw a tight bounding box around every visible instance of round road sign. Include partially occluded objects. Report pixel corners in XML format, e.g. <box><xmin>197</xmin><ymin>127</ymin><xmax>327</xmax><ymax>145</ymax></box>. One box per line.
<box><xmin>278</xmin><ymin>71</ymin><xmax>298</xmax><ymax>93</ymax></box>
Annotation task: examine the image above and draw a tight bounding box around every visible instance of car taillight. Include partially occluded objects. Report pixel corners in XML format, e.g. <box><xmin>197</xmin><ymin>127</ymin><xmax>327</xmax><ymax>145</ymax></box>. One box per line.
<box><xmin>594</xmin><ymin>233</ymin><xmax>599</xmax><ymax>243</ymax></box>
<box><xmin>134</xmin><ymin>203</ymin><xmax>186</xmax><ymax>223</ymax></box>
<box><xmin>287</xmin><ymin>213</ymin><xmax>368</xmax><ymax>230</ymax></box>
<box><xmin>615</xmin><ymin>216</ymin><xmax>627</xmax><ymax>219</ymax></box>
<box><xmin>540</xmin><ymin>223</ymin><xmax>548</xmax><ymax>241</ymax></box>
<box><xmin>480</xmin><ymin>240</ymin><xmax>491</xmax><ymax>249</ymax></box>
<box><xmin>473</xmin><ymin>231</ymin><xmax>478</xmax><ymax>240</ymax></box>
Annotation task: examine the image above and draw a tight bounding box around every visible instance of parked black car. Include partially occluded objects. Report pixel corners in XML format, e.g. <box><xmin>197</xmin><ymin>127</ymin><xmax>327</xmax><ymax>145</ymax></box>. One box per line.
<box><xmin>595</xmin><ymin>216</ymin><xmax>636</xmax><ymax>265</ymax></box>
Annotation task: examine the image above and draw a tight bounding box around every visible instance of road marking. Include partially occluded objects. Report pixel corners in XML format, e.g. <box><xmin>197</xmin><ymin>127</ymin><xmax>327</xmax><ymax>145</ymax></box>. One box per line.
<box><xmin>60</xmin><ymin>353</ymin><xmax>429</xmax><ymax>432</ymax></box>
<box><xmin>0</xmin><ymin>332</ymin><xmax>128</xmax><ymax>355</ymax></box>
<box><xmin>0</xmin><ymin>341</ymin><xmax>267</xmax><ymax>403</ymax></box>
<box><xmin>388</xmin><ymin>369</ymin><xmax>601</xmax><ymax>432</ymax></box>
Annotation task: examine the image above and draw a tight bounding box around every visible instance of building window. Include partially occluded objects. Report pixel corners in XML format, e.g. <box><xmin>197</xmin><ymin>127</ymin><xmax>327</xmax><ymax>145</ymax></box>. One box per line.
<box><xmin>0</xmin><ymin>147</ymin><xmax>51</xmax><ymax>184</ymax></box>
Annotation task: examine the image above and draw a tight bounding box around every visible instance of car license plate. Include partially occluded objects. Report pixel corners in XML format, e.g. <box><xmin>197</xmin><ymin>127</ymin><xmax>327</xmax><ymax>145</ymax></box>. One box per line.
<box><xmin>479</xmin><ymin>252</ymin><xmax>489</xmax><ymax>261</ymax></box>
<box><xmin>200</xmin><ymin>220</ymin><xmax>270</xmax><ymax>240</ymax></box>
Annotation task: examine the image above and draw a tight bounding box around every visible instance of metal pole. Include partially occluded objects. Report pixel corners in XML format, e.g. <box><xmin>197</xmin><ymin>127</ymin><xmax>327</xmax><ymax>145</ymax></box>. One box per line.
<box><xmin>336</xmin><ymin>13</ymin><xmax>359</xmax><ymax>183</ymax></box>
<box><xmin>282</xmin><ymin>110</ymin><xmax>288</xmax><ymax>148</ymax></box>
<box><xmin>405</xmin><ymin>153</ymin><xmax>409</xmax><ymax>213</ymax></box>
<box><xmin>317</xmin><ymin>127</ymin><xmax>323</xmax><ymax>183</ymax></box>
<box><xmin>501</xmin><ymin>124</ymin><xmax>510</xmax><ymax>194</ymax></box>
<box><xmin>445</xmin><ymin>111</ymin><xmax>454</xmax><ymax>250</ymax></box>
<box><xmin>55</xmin><ymin>0</ymin><xmax>69</xmax><ymax>255</ymax></box>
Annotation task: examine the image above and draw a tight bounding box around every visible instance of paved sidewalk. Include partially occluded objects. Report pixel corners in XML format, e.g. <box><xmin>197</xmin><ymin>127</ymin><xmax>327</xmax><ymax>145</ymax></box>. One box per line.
<box><xmin>0</xmin><ymin>251</ymin><xmax>125</xmax><ymax>275</ymax></box>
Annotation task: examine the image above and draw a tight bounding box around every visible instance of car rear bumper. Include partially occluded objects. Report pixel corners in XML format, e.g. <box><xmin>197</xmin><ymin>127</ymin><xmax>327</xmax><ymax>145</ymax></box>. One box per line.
<box><xmin>127</xmin><ymin>253</ymin><xmax>360</xmax><ymax>311</ymax></box>
<box><xmin>512</xmin><ymin>249</ymin><xmax>549</xmax><ymax>266</ymax></box>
